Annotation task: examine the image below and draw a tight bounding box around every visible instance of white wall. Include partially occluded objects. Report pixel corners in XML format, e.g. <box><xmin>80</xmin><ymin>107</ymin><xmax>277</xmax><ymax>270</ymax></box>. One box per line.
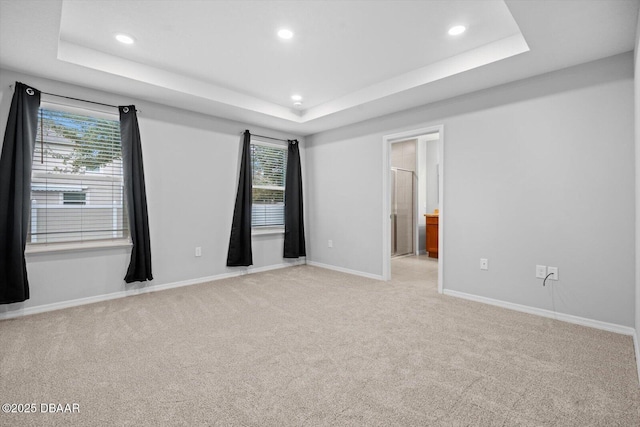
<box><xmin>418</xmin><ymin>137</ymin><xmax>427</xmax><ymax>253</ymax></box>
<box><xmin>417</xmin><ymin>135</ymin><xmax>439</xmax><ymax>253</ymax></box>
<box><xmin>306</xmin><ymin>53</ymin><xmax>635</xmax><ymax>327</ymax></box>
<box><xmin>0</xmin><ymin>69</ymin><xmax>305</xmax><ymax>316</ymax></box>
<box><xmin>425</xmin><ymin>138</ymin><xmax>439</xmax><ymax>214</ymax></box>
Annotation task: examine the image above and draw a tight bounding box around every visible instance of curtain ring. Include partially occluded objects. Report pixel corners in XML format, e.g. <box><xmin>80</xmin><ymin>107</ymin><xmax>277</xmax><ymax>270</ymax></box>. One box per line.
<box><xmin>123</xmin><ymin>106</ymin><xmax>130</xmax><ymax>113</ymax></box>
<box><xmin>26</xmin><ymin>88</ymin><xmax>34</xmax><ymax>96</ymax></box>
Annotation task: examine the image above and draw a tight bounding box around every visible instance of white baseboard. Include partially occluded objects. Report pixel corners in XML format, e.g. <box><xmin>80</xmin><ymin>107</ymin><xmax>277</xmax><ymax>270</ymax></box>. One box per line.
<box><xmin>443</xmin><ymin>289</ymin><xmax>635</xmax><ymax>336</ymax></box>
<box><xmin>306</xmin><ymin>261</ymin><xmax>384</xmax><ymax>281</ymax></box>
<box><xmin>0</xmin><ymin>259</ymin><xmax>306</xmax><ymax>321</ymax></box>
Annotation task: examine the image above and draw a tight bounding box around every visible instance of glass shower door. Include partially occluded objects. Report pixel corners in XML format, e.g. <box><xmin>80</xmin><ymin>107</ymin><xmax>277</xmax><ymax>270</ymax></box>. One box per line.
<box><xmin>391</xmin><ymin>168</ymin><xmax>415</xmax><ymax>257</ymax></box>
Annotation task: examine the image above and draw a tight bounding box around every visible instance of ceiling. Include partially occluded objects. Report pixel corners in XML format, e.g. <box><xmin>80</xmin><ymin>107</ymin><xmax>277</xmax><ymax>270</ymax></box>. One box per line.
<box><xmin>0</xmin><ymin>0</ymin><xmax>638</xmax><ymax>136</ymax></box>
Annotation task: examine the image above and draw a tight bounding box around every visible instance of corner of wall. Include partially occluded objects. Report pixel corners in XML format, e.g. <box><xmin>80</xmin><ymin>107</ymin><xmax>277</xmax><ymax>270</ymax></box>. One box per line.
<box><xmin>634</xmin><ymin>5</ymin><xmax>640</xmax><ymax>385</ymax></box>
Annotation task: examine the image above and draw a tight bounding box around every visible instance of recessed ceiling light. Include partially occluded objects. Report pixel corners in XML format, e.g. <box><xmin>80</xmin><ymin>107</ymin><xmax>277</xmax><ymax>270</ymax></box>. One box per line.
<box><xmin>278</xmin><ymin>29</ymin><xmax>294</xmax><ymax>40</ymax></box>
<box><xmin>115</xmin><ymin>34</ymin><xmax>135</xmax><ymax>44</ymax></box>
<box><xmin>291</xmin><ymin>94</ymin><xmax>302</xmax><ymax>101</ymax></box>
<box><xmin>448</xmin><ymin>25</ymin><xmax>466</xmax><ymax>36</ymax></box>
<box><xmin>293</xmin><ymin>102</ymin><xmax>303</xmax><ymax>108</ymax></box>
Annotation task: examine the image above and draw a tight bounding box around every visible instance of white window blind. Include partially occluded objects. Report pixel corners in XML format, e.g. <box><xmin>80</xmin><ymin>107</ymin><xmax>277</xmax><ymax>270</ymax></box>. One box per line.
<box><xmin>251</xmin><ymin>141</ymin><xmax>287</xmax><ymax>227</ymax></box>
<box><xmin>29</xmin><ymin>107</ymin><xmax>128</xmax><ymax>245</ymax></box>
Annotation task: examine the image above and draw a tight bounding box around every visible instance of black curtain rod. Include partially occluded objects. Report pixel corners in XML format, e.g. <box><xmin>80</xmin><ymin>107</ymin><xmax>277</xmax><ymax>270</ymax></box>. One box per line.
<box><xmin>10</xmin><ymin>84</ymin><xmax>136</xmax><ymax>111</ymax></box>
<box><xmin>250</xmin><ymin>133</ymin><xmax>298</xmax><ymax>143</ymax></box>
<box><xmin>41</xmin><ymin>92</ymin><xmax>120</xmax><ymax>109</ymax></box>
<box><xmin>251</xmin><ymin>133</ymin><xmax>288</xmax><ymax>143</ymax></box>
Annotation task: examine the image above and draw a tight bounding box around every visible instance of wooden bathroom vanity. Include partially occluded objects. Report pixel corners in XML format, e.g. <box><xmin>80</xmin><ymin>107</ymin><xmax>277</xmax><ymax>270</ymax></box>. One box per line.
<box><xmin>425</xmin><ymin>213</ymin><xmax>439</xmax><ymax>258</ymax></box>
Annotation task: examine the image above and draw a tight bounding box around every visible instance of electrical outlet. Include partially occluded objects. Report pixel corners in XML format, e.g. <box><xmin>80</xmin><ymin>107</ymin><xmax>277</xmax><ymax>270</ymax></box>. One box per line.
<box><xmin>480</xmin><ymin>258</ymin><xmax>488</xmax><ymax>270</ymax></box>
<box><xmin>195</xmin><ymin>247</ymin><xmax>202</xmax><ymax>257</ymax></box>
<box><xmin>547</xmin><ymin>267</ymin><xmax>558</xmax><ymax>281</ymax></box>
<box><xmin>536</xmin><ymin>265</ymin><xmax>547</xmax><ymax>279</ymax></box>
<box><xmin>328</xmin><ymin>240</ymin><xmax>333</xmax><ymax>248</ymax></box>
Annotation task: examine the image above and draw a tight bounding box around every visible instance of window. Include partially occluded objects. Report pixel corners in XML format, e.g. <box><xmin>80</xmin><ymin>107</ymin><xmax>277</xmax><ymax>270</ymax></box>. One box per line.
<box><xmin>63</xmin><ymin>192</ymin><xmax>86</xmax><ymax>205</ymax></box>
<box><xmin>29</xmin><ymin>107</ymin><xmax>128</xmax><ymax>245</ymax></box>
<box><xmin>251</xmin><ymin>141</ymin><xmax>287</xmax><ymax>227</ymax></box>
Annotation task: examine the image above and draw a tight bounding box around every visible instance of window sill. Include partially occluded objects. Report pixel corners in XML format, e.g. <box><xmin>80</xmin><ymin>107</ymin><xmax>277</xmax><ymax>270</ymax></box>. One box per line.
<box><xmin>252</xmin><ymin>227</ymin><xmax>284</xmax><ymax>236</ymax></box>
<box><xmin>26</xmin><ymin>239</ymin><xmax>132</xmax><ymax>255</ymax></box>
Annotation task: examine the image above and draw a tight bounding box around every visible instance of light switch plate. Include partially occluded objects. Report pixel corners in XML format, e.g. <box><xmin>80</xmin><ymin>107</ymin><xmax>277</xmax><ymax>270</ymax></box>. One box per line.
<box><xmin>536</xmin><ymin>265</ymin><xmax>547</xmax><ymax>279</ymax></box>
<box><xmin>480</xmin><ymin>258</ymin><xmax>488</xmax><ymax>270</ymax></box>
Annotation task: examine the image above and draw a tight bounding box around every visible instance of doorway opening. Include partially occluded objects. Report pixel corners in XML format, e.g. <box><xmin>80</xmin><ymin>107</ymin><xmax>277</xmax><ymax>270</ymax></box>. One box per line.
<box><xmin>382</xmin><ymin>126</ymin><xmax>444</xmax><ymax>293</ymax></box>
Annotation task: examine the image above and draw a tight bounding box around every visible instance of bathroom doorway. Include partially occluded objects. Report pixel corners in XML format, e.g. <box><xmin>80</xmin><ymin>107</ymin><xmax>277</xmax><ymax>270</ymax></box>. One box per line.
<box><xmin>382</xmin><ymin>125</ymin><xmax>444</xmax><ymax>293</ymax></box>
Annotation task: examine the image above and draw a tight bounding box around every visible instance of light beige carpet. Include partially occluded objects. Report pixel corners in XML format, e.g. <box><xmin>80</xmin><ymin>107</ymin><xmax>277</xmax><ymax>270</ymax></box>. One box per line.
<box><xmin>1</xmin><ymin>256</ymin><xmax>638</xmax><ymax>426</ymax></box>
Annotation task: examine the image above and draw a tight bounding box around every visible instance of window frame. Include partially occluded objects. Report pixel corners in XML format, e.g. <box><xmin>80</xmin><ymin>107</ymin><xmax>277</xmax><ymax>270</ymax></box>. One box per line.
<box><xmin>26</xmin><ymin>100</ymin><xmax>131</xmax><ymax>253</ymax></box>
<box><xmin>62</xmin><ymin>191</ymin><xmax>87</xmax><ymax>205</ymax></box>
<box><xmin>250</xmin><ymin>138</ymin><xmax>287</xmax><ymax>234</ymax></box>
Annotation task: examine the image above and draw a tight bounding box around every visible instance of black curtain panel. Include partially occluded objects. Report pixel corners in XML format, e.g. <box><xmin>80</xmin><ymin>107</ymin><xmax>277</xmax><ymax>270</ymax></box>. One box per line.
<box><xmin>0</xmin><ymin>82</ymin><xmax>41</xmax><ymax>304</ymax></box>
<box><xmin>227</xmin><ymin>130</ymin><xmax>253</xmax><ymax>266</ymax></box>
<box><xmin>283</xmin><ymin>140</ymin><xmax>306</xmax><ymax>258</ymax></box>
<box><xmin>120</xmin><ymin>105</ymin><xmax>153</xmax><ymax>283</ymax></box>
